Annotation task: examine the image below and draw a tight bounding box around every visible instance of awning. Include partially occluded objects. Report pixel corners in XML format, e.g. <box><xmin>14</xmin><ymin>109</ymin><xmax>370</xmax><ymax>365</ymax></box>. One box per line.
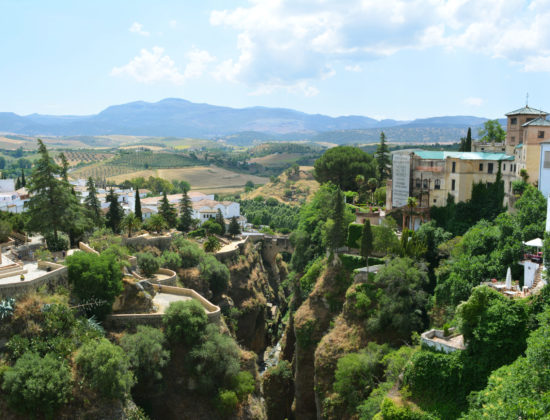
<box><xmin>524</xmin><ymin>238</ymin><xmax>543</xmax><ymax>248</ymax></box>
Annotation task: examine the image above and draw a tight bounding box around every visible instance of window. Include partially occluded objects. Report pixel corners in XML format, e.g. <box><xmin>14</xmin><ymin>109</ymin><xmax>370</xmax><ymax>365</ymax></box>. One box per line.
<box><xmin>526</xmin><ymin>117</ymin><xmax>534</xmax><ymax>123</ymax></box>
<box><xmin>511</xmin><ymin>117</ymin><xmax>517</xmax><ymax>125</ymax></box>
<box><xmin>451</xmin><ymin>179</ymin><xmax>456</xmax><ymax>191</ymax></box>
<box><xmin>452</xmin><ymin>162</ymin><xmax>456</xmax><ymax>173</ymax></box>
<box><xmin>434</xmin><ymin>179</ymin><xmax>441</xmax><ymax>190</ymax></box>
<box><xmin>430</xmin><ymin>161</ymin><xmax>434</xmax><ymax>167</ymax></box>
<box><xmin>423</xmin><ymin>179</ymin><xmax>428</xmax><ymax>189</ymax></box>
<box><xmin>479</xmin><ymin>163</ymin><xmax>484</xmax><ymax>171</ymax></box>
<box><xmin>488</xmin><ymin>163</ymin><xmax>494</xmax><ymax>174</ymax></box>
<box><xmin>511</xmin><ymin>136</ymin><xmax>515</xmax><ymax>143</ymax></box>
<box><xmin>539</xmin><ymin>131</ymin><xmax>545</xmax><ymax>139</ymax></box>
<box><xmin>544</xmin><ymin>151</ymin><xmax>550</xmax><ymax>169</ymax></box>
<box><xmin>509</xmin><ymin>181</ymin><xmax>512</xmax><ymax>191</ymax></box>
<box><xmin>503</xmin><ymin>164</ymin><xmax>506</xmax><ymax>171</ymax></box>
<box><xmin>416</xmin><ymin>178</ymin><xmax>421</xmax><ymax>188</ymax></box>
<box><xmin>433</xmin><ymin>199</ymin><xmax>437</xmax><ymax>203</ymax></box>
<box><xmin>481</xmin><ymin>147</ymin><xmax>485</xmax><ymax>151</ymax></box>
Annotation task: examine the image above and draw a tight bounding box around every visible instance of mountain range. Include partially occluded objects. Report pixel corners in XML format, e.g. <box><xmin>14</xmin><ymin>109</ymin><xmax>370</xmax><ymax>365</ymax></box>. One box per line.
<box><xmin>0</xmin><ymin>98</ymin><xmax>500</xmax><ymax>145</ymax></box>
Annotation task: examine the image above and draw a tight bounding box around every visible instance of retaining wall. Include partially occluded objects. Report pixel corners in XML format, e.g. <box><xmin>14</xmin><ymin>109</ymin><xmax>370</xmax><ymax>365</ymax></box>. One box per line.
<box><xmin>0</xmin><ymin>261</ymin><xmax>68</xmax><ymax>299</ymax></box>
<box><xmin>122</xmin><ymin>234</ymin><xmax>173</xmax><ymax>251</ymax></box>
<box><xmin>79</xmin><ymin>242</ymin><xmax>99</xmax><ymax>255</ymax></box>
<box><xmin>149</xmin><ymin>268</ymin><xmax>177</xmax><ymax>286</ymax></box>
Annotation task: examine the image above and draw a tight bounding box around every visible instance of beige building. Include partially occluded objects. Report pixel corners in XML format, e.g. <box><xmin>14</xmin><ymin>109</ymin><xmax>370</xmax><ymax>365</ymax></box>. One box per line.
<box><xmin>513</xmin><ymin>116</ymin><xmax>550</xmax><ymax>184</ymax></box>
<box><xmin>504</xmin><ymin>105</ymin><xmax>547</xmax><ymax>155</ymax></box>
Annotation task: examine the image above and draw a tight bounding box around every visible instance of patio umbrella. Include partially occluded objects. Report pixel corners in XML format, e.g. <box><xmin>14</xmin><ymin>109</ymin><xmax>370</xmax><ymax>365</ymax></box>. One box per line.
<box><xmin>524</xmin><ymin>238</ymin><xmax>543</xmax><ymax>248</ymax></box>
<box><xmin>505</xmin><ymin>267</ymin><xmax>512</xmax><ymax>289</ymax></box>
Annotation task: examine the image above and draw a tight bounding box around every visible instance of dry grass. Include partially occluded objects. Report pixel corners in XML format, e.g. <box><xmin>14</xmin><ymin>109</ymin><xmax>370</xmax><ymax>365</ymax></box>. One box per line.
<box><xmin>106</xmin><ymin>165</ymin><xmax>269</xmax><ymax>192</ymax></box>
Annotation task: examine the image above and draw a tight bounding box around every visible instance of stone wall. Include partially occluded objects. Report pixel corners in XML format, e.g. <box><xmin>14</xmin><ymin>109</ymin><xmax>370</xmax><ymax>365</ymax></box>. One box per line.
<box><xmin>0</xmin><ymin>261</ymin><xmax>68</xmax><ymax>299</ymax></box>
<box><xmin>79</xmin><ymin>242</ymin><xmax>99</xmax><ymax>255</ymax></box>
<box><xmin>150</xmin><ymin>268</ymin><xmax>177</xmax><ymax>286</ymax></box>
<box><xmin>122</xmin><ymin>234</ymin><xmax>173</xmax><ymax>251</ymax></box>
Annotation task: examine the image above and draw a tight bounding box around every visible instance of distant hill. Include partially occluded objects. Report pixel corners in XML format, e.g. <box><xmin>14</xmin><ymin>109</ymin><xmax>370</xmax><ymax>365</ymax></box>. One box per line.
<box><xmin>0</xmin><ymin>98</ymin><xmax>501</xmax><ymax>145</ymax></box>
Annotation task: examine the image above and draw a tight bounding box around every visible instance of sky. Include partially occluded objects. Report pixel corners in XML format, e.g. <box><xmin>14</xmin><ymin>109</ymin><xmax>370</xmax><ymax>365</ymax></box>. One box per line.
<box><xmin>1</xmin><ymin>0</ymin><xmax>550</xmax><ymax>120</ymax></box>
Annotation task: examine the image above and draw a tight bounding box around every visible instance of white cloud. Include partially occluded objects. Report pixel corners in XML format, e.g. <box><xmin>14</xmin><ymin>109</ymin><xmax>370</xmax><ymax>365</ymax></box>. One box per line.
<box><xmin>463</xmin><ymin>97</ymin><xmax>484</xmax><ymax>107</ymax></box>
<box><xmin>209</xmin><ymin>0</ymin><xmax>550</xmax><ymax>94</ymax></box>
<box><xmin>169</xmin><ymin>20</ymin><xmax>177</xmax><ymax>29</ymax></box>
<box><xmin>345</xmin><ymin>64</ymin><xmax>362</xmax><ymax>72</ymax></box>
<box><xmin>129</xmin><ymin>22</ymin><xmax>150</xmax><ymax>37</ymax></box>
<box><xmin>111</xmin><ymin>46</ymin><xmax>216</xmax><ymax>84</ymax></box>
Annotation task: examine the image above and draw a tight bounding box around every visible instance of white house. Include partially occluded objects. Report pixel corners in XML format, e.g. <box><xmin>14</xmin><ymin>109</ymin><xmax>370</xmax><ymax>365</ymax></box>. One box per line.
<box><xmin>191</xmin><ymin>199</ymin><xmax>240</xmax><ymax>223</ymax></box>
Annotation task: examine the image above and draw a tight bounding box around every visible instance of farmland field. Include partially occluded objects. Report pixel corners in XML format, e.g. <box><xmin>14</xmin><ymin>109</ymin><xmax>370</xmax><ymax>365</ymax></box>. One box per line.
<box><xmin>107</xmin><ymin>165</ymin><xmax>269</xmax><ymax>192</ymax></box>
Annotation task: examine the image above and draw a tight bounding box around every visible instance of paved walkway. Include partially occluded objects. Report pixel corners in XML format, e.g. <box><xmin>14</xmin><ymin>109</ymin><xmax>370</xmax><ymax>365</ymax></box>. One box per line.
<box><xmin>217</xmin><ymin>238</ymin><xmax>246</xmax><ymax>254</ymax></box>
<box><xmin>152</xmin><ymin>292</ymin><xmax>192</xmax><ymax>313</ymax></box>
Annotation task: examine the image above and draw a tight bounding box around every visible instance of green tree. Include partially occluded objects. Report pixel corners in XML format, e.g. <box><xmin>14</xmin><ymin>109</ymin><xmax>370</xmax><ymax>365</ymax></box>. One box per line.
<box><xmin>204</xmin><ymin>235</ymin><xmax>221</xmax><ymax>252</ymax></box>
<box><xmin>458</xmin><ymin>127</ymin><xmax>473</xmax><ymax>152</ymax></box>
<box><xmin>367</xmin><ymin>178</ymin><xmax>378</xmax><ymax>203</ymax></box>
<box><xmin>406</xmin><ymin>196</ymin><xmax>418</xmax><ymax>230</ymax></box>
<box><xmin>2</xmin><ymin>351</ymin><xmax>72</xmax><ymax>417</ymax></box>
<box><xmin>375</xmin><ymin>131</ymin><xmax>391</xmax><ymax>181</ymax></box>
<box><xmin>360</xmin><ymin>219</ymin><xmax>373</xmax><ymax>271</ymax></box>
<box><xmin>84</xmin><ymin>177</ymin><xmax>103</xmax><ymax>226</ymax></box>
<box><xmin>228</xmin><ymin>216</ymin><xmax>241</xmax><ymax>237</ymax></box>
<box><xmin>179</xmin><ymin>189</ymin><xmax>194</xmax><ymax>232</ymax></box>
<box><xmin>106</xmin><ymin>188</ymin><xmax>123</xmax><ymax>234</ymax></box>
<box><xmin>66</xmin><ymin>251</ymin><xmax>123</xmax><ymax>319</ymax></box>
<box><xmin>515</xmin><ymin>184</ymin><xmax>546</xmax><ymax>240</ymax></box>
<box><xmin>162</xmin><ymin>300</ymin><xmax>207</xmax><ymax>346</ymax></box>
<box><xmin>263</xmin><ymin>360</ymin><xmax>294</xmax><ymax>420</ymax></box>
<box><xmin>326</xmin><ymin>187</ymin><xmax>346</xmax><ymax>250</ymax></box>
<box><xmin>144</xmin><ymin>213</ymin><xmax>166</xmax><ymax>234</ymax></box>
<box><xmin>478</xmin><ymin>119</ymin><xmax>506</xmax><ymax>142</ymax></box>
<box><xmin>76</xmin><ymin>338</ymin><xmax>135</xmax><ymax>399</ymax></box>
<box><xmin>200</xmin><ymin>254</ymin><xmax>230</xmax><ymax>296</ymax></box>
<box><xmin>137</xmin><ymin>252</ymin><xmax>160</xmax><ymax>277</ymax></box>
<box><xmin>25</xmin><ymin>139</ymin><xmax>73</xmax><ymax>241</ymax></box>
<box><xmin>314</xmin><ymin>146</ymin><xmax>377</xmax><ymax>191</ymax></box>
<box><xmin>122</xmin><ymin>212</ymin><xmax>141</xmax><ymax>238</ymax></box>
<box><xmin>120</xmin><ymin>326</ymin><xmax>170</xmax><ymax>384</ymax></box>
<box><xmin>58</xmin><ymin>152</ymin><xmax>69</xmax><ymax>181</ymax></box>
<box><xmin>134</xmin><ymin>187</ymin><xmax>142</xmax><ymax>221</ymax></box>
<box><xmin>215</xmin><ymin>208</ymin><xmax>226</xmax><ymax>235</ymax></box>
<box><xmin>159</xmin><ymin>191</ymin><xmax>177</xmax><ymax>228</ymax></box>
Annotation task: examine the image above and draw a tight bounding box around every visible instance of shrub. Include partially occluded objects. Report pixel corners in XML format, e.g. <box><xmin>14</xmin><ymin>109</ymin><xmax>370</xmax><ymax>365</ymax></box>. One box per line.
<box><xmin>204</xmin><ymin>236</ymin><xmax>221</xmax><ymax>252</ymax></box>
<box><xmin>66</xmin><ymin>252</ymin><xmax>123</xmax><ymax>319</ymax></box>
<box><xmin>203</xmin><ymin>220</ymin><xmax>222</xmax><ymax>235</ymax></box>
<box><xmin>2</xmin><ymin>351</ymin><xmax>72</xmax><ymax>416</ymax></box>
<box><xmin>199</xmin><ymin>254</ymin><xmax>230</xmax><ymax>296</ymax></box>
<box><xmin>347</xmin><ymin>223</ymin><xmax>363</xmax><ymax>248</ymax></box>
<box><xmin>300</xmin><ymin>257</ymin><xmax>325</xmax><ymax>296</ymax></box>
<box><xmin>216</xmin><ymin>389</ymin><xmax>238</xmax><ymax>417</ymax></box>
<box><xmin>76</xmin><ymin>338</ymin><xmax>135</xmax><ymax>399</ymax></box>
<box><xmin>137</xmin><ymin>252</ymin><xmax>160</xmax><ymax>277</ymax></box>
<box><xmin>0</xmin><ymin>219</ymin><xmax>12</xmax><ymax>242</ymax></box>
<box><xmin>172</xmin><ymin>237</ymin><xmax>205</xmax><ymax>268</ymax></box>
<box><xmin>375</xmin><ymin>397</ymin><xmax>436</xmax><ymax>420</ymax></box>
<box><xmin>189</xmin><ymin>324</ymin><xmax>241</xmax><ymax>394</ymax></box>
<box><xmin>44</xmin><ymin>232</ymin><xmax>69</xmax><ymax>251</ymax></box>
<box><xmin>162</xmin><ymin>300</ymin><xmax>207</xmax><ymax>346</ymax></box>
<box><xmin>189</xmin><ymin>228</ymin><xmax>206</xmax><ymax>238</ymax></box>
<box><xmin>160</xmin><ymin>251</ymin><xmax>182</xmax><ymax>271</ymax></box>
<box><xmin>266</xmin><ymin>197</ymin><xmax>279</xmax><ymax>206</ymax></box>
<box><xmin>263</xmin><ymin>360</ymin><xmax>294</xmax><ymax>420</ymax></box>
<box><xmin>233</xmin><ymin>370</ymin><xmax>255</xmax><ymax>401</ymax></box>
<box><xmin>120</xmin><ymin>326</ymin><xmax>170</xmax><ymax>384</ymax></box>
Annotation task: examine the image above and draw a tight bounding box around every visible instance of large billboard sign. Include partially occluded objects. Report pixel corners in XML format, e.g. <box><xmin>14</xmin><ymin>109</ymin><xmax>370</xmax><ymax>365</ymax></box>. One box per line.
<box><xmin>392</xmin><ymin>153</ymin><xmax>410</xmax><ymax>208</ymax></box>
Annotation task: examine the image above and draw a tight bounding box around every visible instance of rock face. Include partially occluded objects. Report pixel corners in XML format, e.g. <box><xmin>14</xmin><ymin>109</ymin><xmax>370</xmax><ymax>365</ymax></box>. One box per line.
<box><xmin>112</xmin><ymin>278</ymin><xmax>155</xmax><ymax>313</ymax></box>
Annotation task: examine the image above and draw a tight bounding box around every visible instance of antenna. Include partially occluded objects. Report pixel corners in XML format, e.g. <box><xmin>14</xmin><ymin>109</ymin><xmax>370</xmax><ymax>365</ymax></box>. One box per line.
<box><xmin>526</xmin><ymin>92</ymin><xmax>529</xmax><ymax>107</ymax></box>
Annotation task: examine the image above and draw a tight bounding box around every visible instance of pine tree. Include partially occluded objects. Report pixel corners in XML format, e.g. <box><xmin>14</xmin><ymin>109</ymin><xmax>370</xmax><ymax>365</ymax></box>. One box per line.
<box><xmin>134</xmin><ymin>187</ymin><xmax>142</xmax><ymax>221</ymax></box>
<box><xmin>58</xmin><ymin>153</ymin><xmax>69</xmax><ymax>182</ymax></box>
<box><xmin>84</xmin><ymin>177</ymin><xmax>103</xmax><ymax>226</ymax></box>
<box><xmin>106</xmin><ymin>188</ymin><xmax>123</xmax><ymax>233</ymax></box>
<box><xmin>159</xmin><ymin>191</ymin><xmax>177</xmax><ymax>228</ymax></box>
<box><xmin>228</xmin><ymin>216</ymin><xmax>241</xmax><ymax>237</ymax></box>
<box><xmin>179</xmin><ymin>189</ymin><xmax>193</xmax><ymax>233</ymax></box>
<box><xmin>375</xmin><ymin>131</ymin><xmax>391</xmax><ymax>182</ymax></box>
<box><xmin>215</xmin><ymin>208</ymin><xmax>226</xmax><ymax>235</ymax></box>
<box><xmin>360</xmin><ymin>219</ymin><xmax>373</xmax><ymax>272</ymax></box>
<box><xmin>20</xmin><ymin>169</ymin><xmax>26</xmax><ymax>187</ymax></box>
<box><xmin>26</xmin><ymin>139</ymin><xmax>73</xmax><ymax>241</ymax></box>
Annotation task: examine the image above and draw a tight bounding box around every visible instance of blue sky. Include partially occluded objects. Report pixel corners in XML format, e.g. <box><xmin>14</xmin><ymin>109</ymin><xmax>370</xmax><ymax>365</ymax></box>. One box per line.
<box><xmin>1</xmin><ymin>0</ymin><xmax>550</xmax><ymax>120</ymax></box>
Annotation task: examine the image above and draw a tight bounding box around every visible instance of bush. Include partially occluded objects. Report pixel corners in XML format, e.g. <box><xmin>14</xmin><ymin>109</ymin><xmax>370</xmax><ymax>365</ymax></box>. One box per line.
<box><xmin>375</xmin><ymin>398</ymin><xmax>437</xmax><ymax>420</ymax></box>
<box><xmin>347</xmin><ymin>223</ymin><xmax>363</xmax><ymax>248</ymax></box>
<box><xmin>0</xmin><ymin>219</ymin><xmax>12</xmax><ymax>242</ymax></box>
<box><xmin>2</xmin><ymin>351</ymin><xmax>72</xmax><ymax>416</ymax></box>
<box><xmin>300</xmin><ymin>257</ymin><xmax>325</xmax><ymax>296</ymax></box>
<box><xmin>189</xmin><ymin>228</ymin><xmax>206</xmax><ymax>238</ymax></box>
<box><xmin>172</xmin><ymin>237</ymin><xmax>205</xmax><ymax>268</ymax></box>
<box><xmin>263</xmin><ymin>360</ymin><xmax>294</xmax><ymax>420</ymax></box>
<box><xmin>76</xmin><ymin>338</ymin><xmax>135</xmax><ymax>399</ymax></box>
<box><xmin>44</xmin><ymin>232</ymin><xmax>69</xmax><ymax>251</ymax></box>
<box><xmin>266</xmin><ymin>197</ymin><xmax>279</xmax><ymax>206</ymax></box>
<box><xmin>160</xmin><ymin>251</ymin><xmax>182</xmax><ymax>271</ymax></box>
<box><xmin>120</xmin><ymin>326</ymin><xmax>170</xmax><ymax>384</ymax></box>
<box><xmin>189</xmin><ymin>324</ymin><xmax>241</xmax><ymax>394</ymax></box>
<box><xmin>216</xmin><ymin>389</ymin><xmax>238</xmax><ymax>417</ymax></box>
<box><xmin>66</xmin><ymin>252</ymin><xmax>123</xmax><ymax>319</ymax></box>
<box><xmin>137</xmin><ymin>252</ymin><xmax>160</xmax><ymax>277</ymax></box>
<box><xmin>233</xmin><ymin>370</ymin><xmax>255</xmax><ymax>401</ymax></box>
<box><xmin>199</xmin><ymin>254</ymin><xmax>230</xmax><ymax>296</ymax></box>
<box><xmin>162</xmin><ymin>300</ymin><xmax>207</xmax><ymax>346</ymax></box>
<box><xmin>204</xmin><ymin>236</ymin><xmax>221</xmax><ymax>252</ymax></box>
<box><xmin>203</xmin><ymin>219</ymin><xmax>223</xmax><ymax>235</ymax></box>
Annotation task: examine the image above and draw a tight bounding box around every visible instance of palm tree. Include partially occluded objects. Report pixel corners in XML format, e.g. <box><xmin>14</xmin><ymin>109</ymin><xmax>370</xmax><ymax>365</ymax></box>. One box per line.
<box><xmin>406</xmin><ymin>196</ymin><xmax>418</xmax><ymax>230</ymax></box>
<box><xmin>146</xmin><ymin>214</ymin><xmax>166</xmax><ymax>234</ymax></box>
<box><xmin>122</xmin><ymin>212</ymin><xmax>141</xmax><ymax>238</ymax></box>
<box><xmin>355</xmin><ymin>174</ymin><xmax>365</xmax><ymax>203</ymax></box>
<box><xmin>367</xmin><ymin>178</ymin><xmax>378</xmax><ymax>204</ymax></box>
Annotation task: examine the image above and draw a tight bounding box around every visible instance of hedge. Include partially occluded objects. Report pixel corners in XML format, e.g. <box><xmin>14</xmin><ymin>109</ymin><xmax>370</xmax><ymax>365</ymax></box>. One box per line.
<box><xmin>340</xmin><ymin>254</ymin><xmax>384</xmax><ymax>271</ymax></box>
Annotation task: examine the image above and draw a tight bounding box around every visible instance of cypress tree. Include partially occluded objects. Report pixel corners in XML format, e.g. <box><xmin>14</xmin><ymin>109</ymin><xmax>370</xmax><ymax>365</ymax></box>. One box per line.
<box><xmin>179</xmin><ymin>189</ymin><xmax>193</xmax><ymax>232</ymax></box>
<box><xmin>15</xmin><ymin>177</ymin><xmax>21</xmax><ymax>190</ymax></box>
<box><xmin>375</xmin><ymin>131</ymin><xmax>391</xmax><ymax>181</ymax></box>
<box><xmin>135</xmin><ymin>187</ymin><xmax>142</xmax><ymax>221</ymax></box>
<box><xmin>228</xmin><ymin>216</ymin><xmax>241</xmax><ymax>237</ymax></box>
<box><xmin>84</xmin><ymin>177</ymin><xmax>103</xmax><ymax>226</ymax></box>
<box><xmin>106</xmin><ymin>188</ymin><xmax>123</xmax><ymax>233</ymax></box>
<box><xmin>360</xmin><ymin>219</ymin><xmax>373</xmax><ymax>272</ymax></box>
<box><xmin>20</xmin><ymin>169</ymin><xmax>26</xmax><ymax>187</ymax></box>
<box><xmin>58</xmin><ymin>153</ymin><xmax>69</xmax><ymax>182</ymax></box>
<box><xmin>466</xmin><ymin>127</ymin><xmax>472</xmax><ymax>152</ymax></box>
<box><xmin>215</xmin><ymin>208</ymin><xmax>226</xmax><ymax>235</ymax></box>
<box><xmin>159</xmin><ymin>191</ymin><xmax>177</xmax><ymax>228</ymax></box>
<box><xmin>328</xmin><ymin>187</ymin><xmax>346</xmax><ymax>251</ymax></box>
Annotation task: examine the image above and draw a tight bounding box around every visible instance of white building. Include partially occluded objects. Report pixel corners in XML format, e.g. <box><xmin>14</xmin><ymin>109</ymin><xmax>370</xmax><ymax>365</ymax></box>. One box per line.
<box><xmin>192</xmin><ymin>199</ymin><xmax>240</xmax><ymax>224</ymax></box>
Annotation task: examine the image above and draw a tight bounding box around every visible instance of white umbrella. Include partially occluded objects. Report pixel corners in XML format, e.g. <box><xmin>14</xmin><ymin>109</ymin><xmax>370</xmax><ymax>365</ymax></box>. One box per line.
<box><xmin>505</xmin><ymin>267</ymin><xmax>512</xmax><ymax>289</ymax></box>
<box><xmin>524</xmin><ymin>238</ymin><xmax>543</xmax><ymax>248</ymax></box>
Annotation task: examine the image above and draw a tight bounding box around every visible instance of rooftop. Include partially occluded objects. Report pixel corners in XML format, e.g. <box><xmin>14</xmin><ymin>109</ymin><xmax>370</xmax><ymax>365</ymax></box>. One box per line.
<box><xmin>506</xmin><ymin>105</ymin><xmax>548</xmax><ymax>116</ymax></box>
<box><xmin>414</xmin><ymin>151</ymin><xmax>514</xmax><ymax>161</ymax></box>
<box><xmin>522</xmin><ymin>117</ymin><xmax>550</xmax><ymax>127</ymax></box>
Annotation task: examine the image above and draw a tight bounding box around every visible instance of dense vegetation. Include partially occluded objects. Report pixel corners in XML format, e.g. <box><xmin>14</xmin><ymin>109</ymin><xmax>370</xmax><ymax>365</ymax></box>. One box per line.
<box><xmin>239</xmin><ymin>198</ymin><xmax>300</xmax><ymax>232</ymax></box>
